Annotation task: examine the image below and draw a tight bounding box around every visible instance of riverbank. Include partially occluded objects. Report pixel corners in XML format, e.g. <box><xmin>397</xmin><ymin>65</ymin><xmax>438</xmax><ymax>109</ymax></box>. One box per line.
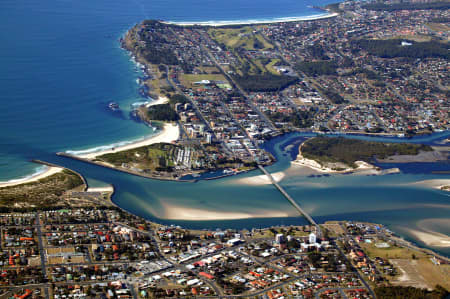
<box><xmin>165</xmin><ymin>12</ymin><xmax>339</xmax><ymax>27</ymax></box>
<box><xmin>70</xmin><ymin>123</ymin><xmax>180</xmax><ymax>160</ymax></box>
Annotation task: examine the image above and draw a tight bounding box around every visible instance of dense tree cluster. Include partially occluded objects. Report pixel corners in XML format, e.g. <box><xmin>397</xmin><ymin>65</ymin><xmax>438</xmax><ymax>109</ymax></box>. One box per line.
<box><xmin>267</xmin><ymin>109</ymin><xmax>315</xmax><ymax>128</ymax></box>
<box><xmin>301</xmin><ymin>137</ymin><xmax>432</xmax><ymax>168</ymax></box>
<box><xmin>374</xmin><ymin>285</ymin><xmax>448</xmax><ymax>299</ymax></box>
<box><xmin>353</xmin><ymin>39</ymin><xmax>450</xmax><ymax>60</ymax></box>
<box><xmin>295</xmin><ymin>61</ymin><xmax>337</xmax><ymax>76</ymax></box>
<box><xmin>146</xmin><ymin>103</ymin><xmax>179</xmax><ymax>121</ymax></box>
<box><xmin>363</xmin><ymin>2</ymin><xmax>450</xmax><ymax>11</ymax></box>
<box><xmin>320</xmin><ymin>88</ymin><xmax>346</xmax><ymax>104</ymax></box>
<box><xmin>169</xmin><ymin>94</ymin><xmax>189</xmax><ymax>106</ymax></box>
<box><xmin>306</xmin><ymin>44</ymin><xmax>330</xmax><ymax>60</ymax></box>
<box><xmin>233</xmin><ymin>74</ymin><xmax>298</xmax><ymax>92</ymax></box>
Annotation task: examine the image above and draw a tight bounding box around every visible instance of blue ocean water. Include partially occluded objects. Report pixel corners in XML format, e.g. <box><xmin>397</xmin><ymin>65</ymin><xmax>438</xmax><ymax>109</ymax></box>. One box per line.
<box><xmin>0</xmin><ymin>0</ymin><xmax>335</xmax><ymax>181</ymax></box>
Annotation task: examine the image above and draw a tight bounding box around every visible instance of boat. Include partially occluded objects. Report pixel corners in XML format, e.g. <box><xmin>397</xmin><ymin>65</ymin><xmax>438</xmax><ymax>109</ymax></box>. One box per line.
<box><xmin>108</xmin><ymin>102</ymin><xmax>120</xmax><ymax>111</ymax></box>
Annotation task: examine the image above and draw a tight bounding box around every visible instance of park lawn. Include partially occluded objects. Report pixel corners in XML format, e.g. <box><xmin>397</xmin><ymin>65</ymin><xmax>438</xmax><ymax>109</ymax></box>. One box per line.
<box><xmin>265</xmin><ymin>58</ymin><xmax>282</xmax><ymax>74</ymax></box>
<box><xmin>359</xmin><ymin>242</ymin><xmax>427</xmax><ymax>260</ymax></box>
<box><xmin>197</xmin><ymin>66</ymin><xmax>221</xmax><ymax>74</ymax></box>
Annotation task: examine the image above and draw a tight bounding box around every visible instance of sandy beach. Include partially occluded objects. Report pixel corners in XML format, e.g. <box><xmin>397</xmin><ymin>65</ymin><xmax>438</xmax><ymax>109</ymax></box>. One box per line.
<box><xmin>86</xmin><ymin>186</ymin><xmax>114</xmax><ymax>193</ymax></box>
<box><xmin>167</xmin><ymin>12</ymin><xmax>338</xmax><ymax>27</ymax></box>
<box><xmin>0</xmin><ymin>166</ymin><xmax>63</xmax><ymax>188</ymax></box>
<box><xmin>147</xmin><ymin>96</ymin><xmax>169</xmax><ymax>107</ymax></box>
<box><xmin>293</xmin><ymin>145</ymin><xmax>376</xmax><ymax>173</ymax></box>
<box><xmin>73</xmin><ymin>123</ymin><xmax>180</xmax><ymax>160</ymax></box>
<box><xmin>160</xmin><ymin>201</ymin><xmax>294</xmax><ymax>220</ymax></box>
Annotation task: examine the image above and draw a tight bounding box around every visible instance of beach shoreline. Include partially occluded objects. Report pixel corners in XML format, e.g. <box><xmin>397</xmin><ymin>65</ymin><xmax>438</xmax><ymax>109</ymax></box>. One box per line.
<box><xmin>0</xmin><ymin>166</ymin><xmax>63</xmax><ymax>188</ymax></box>
<box><xmin>68</xmin><ymin>122</ymin><xmax>180</xmax><ymax>160</ymax></box>
<box><xmin>164</xmin><ymin>12</ymin><xmax>338</xmax><ymax>27</ymax></box>
<box><xmin>293</xmin><ymin>143</ymin><xmax>377</xmax><ymax>174</ymax></box>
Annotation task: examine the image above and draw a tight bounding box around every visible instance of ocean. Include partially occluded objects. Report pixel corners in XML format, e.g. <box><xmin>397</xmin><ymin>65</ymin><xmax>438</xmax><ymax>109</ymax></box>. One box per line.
<box><xmin>1</xmin><ymin>0</ymin><xmax>449</xmax><ymax>256</ymax></box>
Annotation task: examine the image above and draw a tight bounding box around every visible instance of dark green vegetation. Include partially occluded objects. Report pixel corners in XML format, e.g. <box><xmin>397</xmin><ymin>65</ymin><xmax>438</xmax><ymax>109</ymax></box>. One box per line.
<box><xmin>363</xmin><ymin>1</ymin><xmax>450</xmax><ymax>11</ymax></box>
<box><xmin>96</xmin><ymin>143</ymin><xmax>182</xmax><ymax>172</ymax></box>
<box><xmin>374</xmin><ymin>285</ymin><xmax>448</xmax><ymax>299</ymax></box>
<box><xmin>295</xmin><ymin>61</ymin><xmax>337</xmax><ymax>76</ymax></box>
<box><xmin>325</xmin><ymin>2</ymin><xmax>343</xmax><ymax>13</ymax></box>
<box><xmin>169</xmin><ymin>94</ymin><xmax>189</xmax><ymax>106</ymax></box>
<box><xmin>353</xmin><ymin>39</ymin><xmax>450</xmax><ymax>60</ymax></box>
<box><xmin>124</xmin><ymin>21</ymin><xmax>179</xmax><ymax>66</ymax></box>
<box><xmin>267</xmin><ymin>110</ymin><xmax>315</xmax><ymax>128</ymax></box>
<box><xmin>0</xmin><ymin>170</ymin><xmax>84</xmax><ymax>208</ymax></box>
<box><xmin>301</xmin><ymin>137</ymin><xmax>433</xmax><ymax>168</ymax></box>
<box><xmin>233</xmin><ymin>74</ymin><xmax>298</xmax><ymax>92</ymax></box>
<box><xmin>145</xmin><ymin>103</ymin><xmax>179</xmax><ymax>121</ymax></box>
<box><xmin>319</xmin><ymin>88</ymin><xmax>346</xmax><ymax>104</ymax></box>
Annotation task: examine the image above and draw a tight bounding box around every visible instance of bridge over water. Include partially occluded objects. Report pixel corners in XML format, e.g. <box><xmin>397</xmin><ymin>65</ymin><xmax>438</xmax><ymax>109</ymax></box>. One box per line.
<box><xmin>258</xmin><ymin>165</ymin><xmax>321</xmax><ymax>236</ymax></box>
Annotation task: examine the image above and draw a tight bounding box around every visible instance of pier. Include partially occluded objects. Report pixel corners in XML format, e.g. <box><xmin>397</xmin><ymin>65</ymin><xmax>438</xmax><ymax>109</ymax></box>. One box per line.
<box><xmin>258</xmin><ymin>165</ymin><xmax>321</xmax><ymax>236</ymax></box>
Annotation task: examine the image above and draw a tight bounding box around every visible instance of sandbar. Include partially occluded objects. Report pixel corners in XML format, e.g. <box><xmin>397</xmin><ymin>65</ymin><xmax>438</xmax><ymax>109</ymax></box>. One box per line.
<box><xmin>410</xmin><ymin>179</ymin><xmax>450</xmax><ymax>191</ymax></box>
<box><xmin>235</xmin><ymin>171</ymin><xmax>285</xmax><ymax>185</ymax></box>
<box><xmin>86</xmin><ymin>186</ymin><xmax>114</xmax><ymax>193</ymax></box>
<box><xmin>0</xmin><ymin>166</ymin><xmax>63</xmax><ymax>188</ymax></box>
<box><xmin>404</xmin><ymin>227</ymin><xmax>450</xmax><ymax>248</ymax></box>
<box><xmin>160</xmin><ymin>202</ymin><xmax>294</xmax><ymax>221</ymax></box>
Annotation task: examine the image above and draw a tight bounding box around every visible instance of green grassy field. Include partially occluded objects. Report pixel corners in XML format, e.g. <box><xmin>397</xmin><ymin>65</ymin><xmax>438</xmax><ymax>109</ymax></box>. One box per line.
<box><xmin>208</xmin><ymin>27</ymin><xmax>273</xmax><ymax>50</ymax></box>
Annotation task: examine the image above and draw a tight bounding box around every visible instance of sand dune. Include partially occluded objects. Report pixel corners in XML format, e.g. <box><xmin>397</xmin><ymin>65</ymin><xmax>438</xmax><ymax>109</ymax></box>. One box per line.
<box><xmin>0</xmin><ymin>166</ymin><xmax>63</xmax><ymax>188</ymax></box>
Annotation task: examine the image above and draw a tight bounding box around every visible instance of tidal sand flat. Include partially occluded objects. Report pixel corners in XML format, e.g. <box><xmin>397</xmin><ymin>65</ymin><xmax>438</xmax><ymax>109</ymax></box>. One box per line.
<box><xmin>160</xmin><ymin>201</ymin><xmax>295</xmax><ymax>221</ymax></box>
<box><xmin>234</xmin><ymin>171</ymin><xmax>286</xmax><ymax>185</ymax></box>
<box><xmin>405</xmin><ymin>228</ymin><xmax>450</xmax><ymax>248</ymax></box>
<box><xmin>409</xmin><ymin>179</ymin><xmax>450</xmax><ymax>191</ymax></box>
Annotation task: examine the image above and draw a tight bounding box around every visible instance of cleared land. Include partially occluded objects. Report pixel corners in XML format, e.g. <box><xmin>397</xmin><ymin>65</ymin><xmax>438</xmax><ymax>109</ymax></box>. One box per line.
<box><xmin>179</xmin><ymin>74</ymin><xmax>227</xmax><ymax>88</ymax></box>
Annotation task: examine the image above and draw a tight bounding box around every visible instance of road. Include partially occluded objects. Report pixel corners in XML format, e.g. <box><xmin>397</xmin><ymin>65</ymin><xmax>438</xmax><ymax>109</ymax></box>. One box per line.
<box><xmin>257</xmin><ymin>165</ymin><xmax>321</xmax><ymax>237</ymax></box>
<box><xmin>35</xmin><ymin>212</ymin><xmax>50</xmax><ymax>299</ymax></box>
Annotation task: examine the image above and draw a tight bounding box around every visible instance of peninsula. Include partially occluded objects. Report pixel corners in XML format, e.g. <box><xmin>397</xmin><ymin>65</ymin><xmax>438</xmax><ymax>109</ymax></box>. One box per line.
<box><xmin>294</xmin><ymin>136</ymin><xmax>440</xmax><ymax>173</ymax></box>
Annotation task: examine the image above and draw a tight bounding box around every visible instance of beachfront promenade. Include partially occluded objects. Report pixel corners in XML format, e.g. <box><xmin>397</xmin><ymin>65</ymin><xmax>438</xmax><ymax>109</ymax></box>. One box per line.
<box><xmin>258</xmin><ymin>165</ymin><xmax>321</xmax><ymax>235</ymax></box>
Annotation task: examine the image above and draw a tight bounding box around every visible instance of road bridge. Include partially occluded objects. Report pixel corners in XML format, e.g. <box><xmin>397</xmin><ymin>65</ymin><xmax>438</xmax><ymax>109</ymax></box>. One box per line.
<box><xmin>258</xmin><ymin>165</ymin><xmax>321</xmax><ymax>236</ymax></box>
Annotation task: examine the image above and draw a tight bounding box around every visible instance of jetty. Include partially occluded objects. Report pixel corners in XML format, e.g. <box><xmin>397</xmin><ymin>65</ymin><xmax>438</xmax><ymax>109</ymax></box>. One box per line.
<box><xmin>258</xmin><ymin>165</ymin><xmax>321</xmax><ymax>236</ymax></box>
